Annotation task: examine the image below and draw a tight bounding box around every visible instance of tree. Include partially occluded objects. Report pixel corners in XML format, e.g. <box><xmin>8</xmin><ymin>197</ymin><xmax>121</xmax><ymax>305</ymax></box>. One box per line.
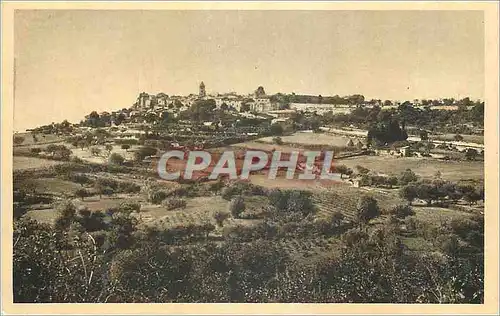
<box><xmin>121</xmin><ymin>144</ymin><xmax>130</xmax><ymax>152</ymax></box>
<box><xmin>335</xmin><ymin>165</ymin><xmax>349</xmax><ymax>179</ymax></box>
<box><xmin>464</xmin><ymin>191</ymin><xmax>481</xmax><ymax>205</ymax></box>
<box><xmin>399</xmin><ymin>169</ymin><xmax>418</xmax><ymax>185</ymax></box>
<box><xmin>465</xmin><ymin>148</ymin><xmax>478</xmax><ymax>161</ymax></box>
<box><xmin>74</xmin><ymin>188</ymin><xmax>89</xmax><ymax>201</ymax></box>
<box><xmin>134</xmin><ymin>146</ymin><xmax>157</xmax><ymax>162</ymax></box>
<box><xmin>356</xmin><ymin>165</ymin><xmax>370</xmax><ymax>175</ymax></box>
<box><xmin>94</xmin><ymin>180</ymin><xmax>114</xmax><ymax>199</ymax></box>
<box><xmin>415</xmin><ymin>183</ymin><xmax>435</xmax><ymax>206</ymax></box>
<box><xmin>399</xmin><ymin>184</ymin><xmax>418</xmax><ymax>205</ymax></box>
<box><xmin>108</xmin><ymin>153</ymin><xmax>125</xmax><ymax>165</ymax></box>
<box><xmin>269</xmin><ymin>123</ymin><xmax>284</xmax><ymax>136</ymax></box>
<box><xmin>389</xmin><ymin>204</ymin><xmax>415</xmax><ymax>219</ymax></box>
<box><xmin>71</xmin><ymin>174</ymin><xmax>90</xmax><ymax>187</ymax></box>
<box><xmin>255</xmin><ymin>86</ymin><xmax>266</xmax><ymax>97</ymax></box>
<box><xmin>356</xmin><ymin>196</ymin><xmax>380</xmax><ymax>224</ymax></box>
<box><xmin>13</xmin><ymin>135</ymin><xmax>25</xmax><ymax>146</ymax></box>
<box><xmin>388</xmin><ymin>176</ymin><xmax>398</xmax><ymax>189</ymax></box>
<box><xmin>54</xmin><ymin>201</ymin><xmax>77</xmax><ymax>231</ymax></box>
<box><xmin>229</xmin><ymin>196</ymin><xmax>245</xmax><ymax>218</ymax></box>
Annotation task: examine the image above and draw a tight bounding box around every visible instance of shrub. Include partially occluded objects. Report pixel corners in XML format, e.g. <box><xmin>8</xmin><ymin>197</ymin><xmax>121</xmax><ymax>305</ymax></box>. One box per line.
<box><xmin>74</xmin><ymin>188</ymin><xmax>90</xmax><ymax>200</ymax></box>
<box><xmin>70</xmin><ymin>156</ymin><xmax>84</xmax><ymax>163</ymax></box>
<box><xmin>399</xmin><ymin>184</ymin><xmax>418</xmax><ymax>205</ymax></box>
<box><xmin>229</xmin><ymin>196</ymin><xmax>245</xmax><ymax>218</ymax></box>
<box><xmin>399</xmin><ymin>169</ymin><xmax>418</xmax><ymax>185</ymax></box>
<box><xmin>389</xmin><ymin>204</ymin><xmax>415</xmax><ymax>219</ymax></box>
<box><xmin>342</xmin><ymin>227</ymin><xmax>369</xmax><ymax>246</ymax></box>
<box><xmin>118</xmin><ymin>182</ymin><xmax>141</xmax><ymax>194</ymax></box>
<box><xmin>119</xmin><ymin>202</ymin><xmax>141</xmax><ymax>213</ymax></box>
<box><xmin>356</xmin><ymin>165</ymin><xmax>370</xmax><ymax>175</ymax></box>
<box><xmin>109</xmin><ymin>153</ymin><xmax>125</xmax><ymax>165</ymax></box>
<box><xmin>121</xmin><ymin>144</ymin><xmax>131</xmax><ymax>151</ymax></box>
<box><xmin>30</xmin><ymin>148</ymin><xmax>42</xmax><ymax>155</ymax></box>
<box><xmin>70</xmin><ymin>173</ymin><xmax>91</xmax><ymax>186</ymax></box>
<box><xmin>134</xmin><ymin>146</ymin><xmax>157</xmax><ymax>162</ymax></box>
<box><xmin>148</xmin><ymin>190</ymin><xmax>168</xmax><ymax>204</ymax></box>
<box><xmin>269</xmin><ymin>123</ymin><xmax>284</xmax><ymax>136</ymax></box>
<box><xmin>162</xmin><ymin>197</ymin><xmax>187</xmax><ymax>210</ymax></box>
<box><xmin>272</xmin><ymin>136</ymin><xmax>283</xmax><ymax>145</ymax></box>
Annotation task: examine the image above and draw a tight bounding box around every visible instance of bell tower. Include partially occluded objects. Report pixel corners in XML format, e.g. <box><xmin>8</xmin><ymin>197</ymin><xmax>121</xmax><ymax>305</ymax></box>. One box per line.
<box><xmin>199</xmin><ymin>81</ymin><xmax>206</xmax><ymax>98</ymax></box>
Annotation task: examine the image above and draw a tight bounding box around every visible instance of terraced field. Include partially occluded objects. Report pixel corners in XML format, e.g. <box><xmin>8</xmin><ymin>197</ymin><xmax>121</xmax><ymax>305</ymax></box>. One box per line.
<box><xmin>312</xmin><ymin>186</ymin><xmax>404</xmax><ymax>221</ymax></box>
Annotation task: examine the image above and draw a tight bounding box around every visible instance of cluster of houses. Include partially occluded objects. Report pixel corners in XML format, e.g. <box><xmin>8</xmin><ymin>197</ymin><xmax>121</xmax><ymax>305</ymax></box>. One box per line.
<box><xmin>96</xmin><ymin>82</ymin><xmax>474</xmax><ymax>129</ymax></box>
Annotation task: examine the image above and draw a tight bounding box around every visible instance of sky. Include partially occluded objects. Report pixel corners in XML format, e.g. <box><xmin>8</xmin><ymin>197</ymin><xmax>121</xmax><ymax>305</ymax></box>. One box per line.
<box><xmin>14</xmin><ymin>10</ymin><xmax>484</xmax><ymax>131</ymax></box>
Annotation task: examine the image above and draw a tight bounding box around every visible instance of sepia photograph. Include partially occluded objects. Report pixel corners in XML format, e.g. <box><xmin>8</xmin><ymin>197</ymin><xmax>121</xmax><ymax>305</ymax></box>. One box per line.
<box><xmin>2</xmin><ymin>1</ymin><xmax>499</xmax><ymax>315</ymax></box>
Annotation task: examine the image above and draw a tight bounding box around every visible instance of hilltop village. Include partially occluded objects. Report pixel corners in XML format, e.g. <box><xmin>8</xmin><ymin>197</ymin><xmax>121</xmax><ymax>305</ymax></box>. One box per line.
<box><xmin>13</xmin><ymin>82</ymin><xmax>485</xmax><ymax>303</ymax></box>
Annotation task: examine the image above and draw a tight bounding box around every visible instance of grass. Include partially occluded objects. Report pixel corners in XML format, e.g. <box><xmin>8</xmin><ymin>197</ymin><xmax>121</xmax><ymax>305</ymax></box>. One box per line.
<box><xmin>401</xmin><ymin>237</ymin><xmax>436</xmax><ymax>252</ymax></box>
<box><xmin>313</xmin><ymin>186</ymin><xmax>405</xmax><ymax>221</ymax></box>
<box><xmin>13</xmin><ymin>132</ymin><xmax>64</xmax><ymax>147</ymax></box>
<box><xmin>142</xmin><ymin>196</ymin><xmax>232</xmax><ymax>228</ymax></box>
<box><xmin>25</xmin><ymin>208</ymin><xmax>59</xmax><ymax>224</ymax></box>
<box><xmin>73</xmin><ymin>194</ymin><xmax>145</xmax><ymax>211</ymax></box>
<box><xmin>336</xmin><ymin>155</ymin><xmax>483</xmax><ymax>181</ymax></box>
<box><xmin>32</xmin><ymin>178</ymin><xmax>82</xmax><ymax>196</ymax></box>
<box><xmin>431</xmin><ymin>134</ymin><xmax>484</xmax><ymax>144</ymax></box>
<box><xmin>411</xmin><ymin>206</ymin><xmax>474</xmax><ymax>225</ymax></box>
<box><xmin>258</xmin><ymin>132</ymin><xmax>352</xmax><ymax>147</ymax></box>
<box><xmin>13</xmin><ymin>156</ymin><xmax>64</xmax><ymax>171</ymax></box>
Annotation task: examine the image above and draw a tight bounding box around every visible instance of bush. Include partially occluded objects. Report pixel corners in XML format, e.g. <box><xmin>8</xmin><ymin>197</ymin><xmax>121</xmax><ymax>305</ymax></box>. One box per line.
<box><xmin>74</xmin><ymin>188</ymin><xmax>90</xmax><ymax>200</ymax></box>
<box><xmin>272</xmin><ymin>136</ymin><xmax>283</xmax><ymax>145</ymax></box>
<box><xmin>30</xmin><ymin>148</ymin><xmax>42</xmax><ymax>155</ymax></box>
<box><xmin>342</xmin><ymin>227</ymin><xmax>369</xmax><ymax>246</ymax></box>
<box><xmin>229</xmin><ymin>196</ymin><xmax>245</xmax><ymax>218</ymax></box>
<box><xmin>134</xmin><ymin>146</ymin><xmax>157</xmax><ymax>162</ymax></box>
<box><xmin>399</xmin><ymin>169</ymin><xmax>418</xmax><ymax>185</ymax></box>
<box><xmin>389</xmin><ymin>204</ymin><xmax>415</xmax><ymax>219</ymax></box>
<box><xmin>109</xmin><ymin>153</ymin><xmax>125</xmax><ymax>165</ymax></box>
<box><xmin>121</xmin><ymin>144</ymin><xmax>131</xmax><ymax>151</ymax></box>
<box><xmin>162</xmin><ymin>197</ymin><xmax>187</xmax><ymax>210</ymax></box>
<box><xmin>270</xmin><ymin>123</ymin><xmax>284</xmax><ymax>136</ymax></box>
<box><xmin>118</xmin><ymin>182</ymin><xmax>141</xmax><ymax>194</ymax></box>
<box><xmin>148</xmin><ymin>190</ymin><xmax>168</xmax><ymax>204</ymax></box>
<box><xmin>119</xmin><ymin>202</ymin><xmax>141</xmax><ymax>213</ymax></box>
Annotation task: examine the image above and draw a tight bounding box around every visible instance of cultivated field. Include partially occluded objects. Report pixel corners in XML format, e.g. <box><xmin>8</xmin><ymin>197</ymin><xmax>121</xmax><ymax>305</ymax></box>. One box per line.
<box><xmin>336</xmin><ymin>155</ymin><xmax>483</xmax><ymax>181</ymax></box>
<box><xmin>13</xmin><ymin>156</ymin><xmax>64</xmax><ymax>171</ymax></box>
<box><xmin>258</xmin><ymin>132</ymin><xmax>355</xmax><ymax>147</ymax></box>
<box><xmin>13</xmin><ymin>132</ymin><xmax>64</xmax><ymax>146</ymax></box>
<box><xmin>432</xmin><ymin>134</ymin><xmax>484</xmax><ymax>144</ymax></box>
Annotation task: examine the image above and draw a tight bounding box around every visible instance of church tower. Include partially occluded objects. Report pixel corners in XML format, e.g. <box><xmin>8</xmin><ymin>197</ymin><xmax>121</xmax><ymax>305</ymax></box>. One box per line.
<box><xmin>199</xmin><ymin>81</ymin><xmax>206</xmax><ymax>98</ymax></box>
